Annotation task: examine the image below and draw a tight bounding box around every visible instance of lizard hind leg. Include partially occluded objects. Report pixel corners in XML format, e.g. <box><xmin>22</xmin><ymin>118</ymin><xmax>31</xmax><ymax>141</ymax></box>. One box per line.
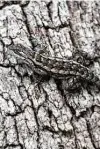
<box><xmin>33</xmin><ymin>67</ymin><xmax>51</xmax><ymax>85</ymax></box>
<box><xmin>62</xmin><ymin>76</ymin><xmax>82</xmax><ymax>92</ymax></box>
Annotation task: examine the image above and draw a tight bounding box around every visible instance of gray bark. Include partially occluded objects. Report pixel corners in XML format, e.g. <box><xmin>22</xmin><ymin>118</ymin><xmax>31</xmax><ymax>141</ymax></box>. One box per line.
<box><xmin>0</xmin><ymin>0</ymin><xmax>100</xmax><ymax>149</ymax></box>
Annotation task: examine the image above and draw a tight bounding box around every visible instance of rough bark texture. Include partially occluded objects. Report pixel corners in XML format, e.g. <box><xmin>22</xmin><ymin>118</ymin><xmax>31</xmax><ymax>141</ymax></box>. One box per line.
<box><xmin>0</xmin><ymin>0</ymin><xmax>100</xmax><ymax>149</ymax></box>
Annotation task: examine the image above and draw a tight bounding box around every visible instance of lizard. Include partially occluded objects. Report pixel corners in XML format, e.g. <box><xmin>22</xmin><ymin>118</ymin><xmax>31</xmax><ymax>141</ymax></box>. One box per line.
<box><xmin>8</xmin><ymin>43</ymin><xmax>100</xmax><ymax>90</ymax></box>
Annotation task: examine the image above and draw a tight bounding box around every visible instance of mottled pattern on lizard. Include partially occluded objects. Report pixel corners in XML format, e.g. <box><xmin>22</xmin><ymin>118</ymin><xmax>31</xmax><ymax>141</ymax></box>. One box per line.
<box><xmin>72</xmin><ymin>49</ymin><xmax>95</xmax><ymax>67</ymax></box>
<box><xmin>8</xmin><ymin>44</ymin><xmax>100</xmax><ymax>89</ymax></box>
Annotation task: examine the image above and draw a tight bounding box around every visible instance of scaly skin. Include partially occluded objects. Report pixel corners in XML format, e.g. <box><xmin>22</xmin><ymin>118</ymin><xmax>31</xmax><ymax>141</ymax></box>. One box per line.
<box><xmin>8</xmin><ymin>44</ymin><xmax>100</xmax><ymax>89</ymax></box>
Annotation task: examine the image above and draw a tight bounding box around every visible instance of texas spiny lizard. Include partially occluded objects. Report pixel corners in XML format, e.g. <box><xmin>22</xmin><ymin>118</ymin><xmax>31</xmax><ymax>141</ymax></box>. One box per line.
<box><xmin>8</xmin><ymin>44</ymin><xmax>100</xmax><ymax>89</ymax></box>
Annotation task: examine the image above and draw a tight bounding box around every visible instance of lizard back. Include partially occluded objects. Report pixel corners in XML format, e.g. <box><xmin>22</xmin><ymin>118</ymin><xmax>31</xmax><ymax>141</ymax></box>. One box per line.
<box><xmin>8</xmin><ymin>44</ymin><xmax>100</xmax><ymax>89</ymax></box>
<box><xmin>34</xmin><ymin>52</ymin><xmax>100</xmax><ymax>83</ymax></box>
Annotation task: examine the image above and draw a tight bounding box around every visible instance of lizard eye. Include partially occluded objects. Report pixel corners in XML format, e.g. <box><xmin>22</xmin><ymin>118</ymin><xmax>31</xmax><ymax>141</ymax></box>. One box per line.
<box><xmin>76</xmin><ymin>56</ymin><xmax>84</xmax><ymax>64</ymax></box>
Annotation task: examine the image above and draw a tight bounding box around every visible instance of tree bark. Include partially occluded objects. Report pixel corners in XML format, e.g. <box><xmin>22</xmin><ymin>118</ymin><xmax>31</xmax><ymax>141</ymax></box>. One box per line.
<box><xmin>0</xmin><ymin>0</ymin><xmax>100</xmax><ymax>149</ymax></box>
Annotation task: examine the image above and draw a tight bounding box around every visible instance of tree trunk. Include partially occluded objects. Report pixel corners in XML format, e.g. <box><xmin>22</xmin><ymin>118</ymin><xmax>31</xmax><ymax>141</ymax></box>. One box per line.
<box><xmin>0</xmin><ymin>1</ymin><xmax>100</xmax><ymax>149</ymax></box>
